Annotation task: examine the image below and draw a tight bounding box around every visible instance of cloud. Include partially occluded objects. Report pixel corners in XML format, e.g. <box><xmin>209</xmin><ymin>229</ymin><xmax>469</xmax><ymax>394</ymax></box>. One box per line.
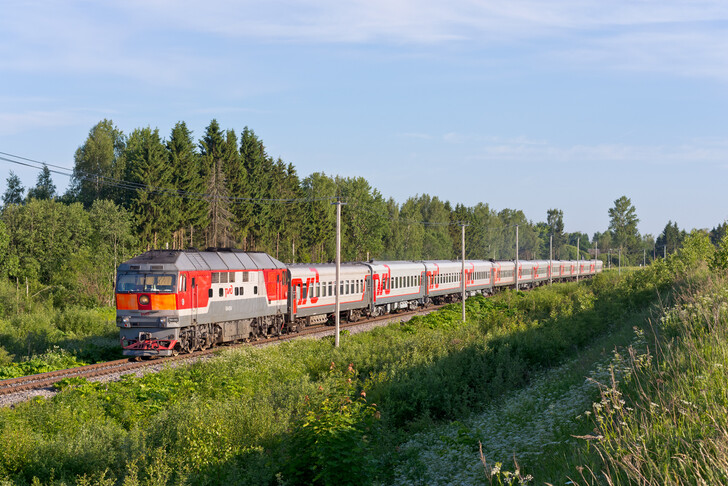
<box><xmin>3</xmin><ymin>0</ymin><xmax>728</xmax><ymax>85</ymax></box>
<box><xmin>467</xmin><ymin>137</ymin><xmax>728</xmax><ymax>165</ymax></box>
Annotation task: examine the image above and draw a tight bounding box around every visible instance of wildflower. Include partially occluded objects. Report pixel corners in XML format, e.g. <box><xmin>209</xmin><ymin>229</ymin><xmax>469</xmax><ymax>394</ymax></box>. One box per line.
<box><xmin>361</xmin><ymin>391</ymin><xmax>366</xmax><ymax>397</ymax></box>
<box><xmin>330</xmin><ymin>361</ymin><xmax>336</xmax><ymax>370</ymax></box>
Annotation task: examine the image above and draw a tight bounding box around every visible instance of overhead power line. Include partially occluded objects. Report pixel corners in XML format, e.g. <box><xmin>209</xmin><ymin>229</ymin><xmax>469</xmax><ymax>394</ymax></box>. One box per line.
<box><xmin>0</xmin><ymin>151</ymin><xmax>336</xmax><ymax>204</ymax></box>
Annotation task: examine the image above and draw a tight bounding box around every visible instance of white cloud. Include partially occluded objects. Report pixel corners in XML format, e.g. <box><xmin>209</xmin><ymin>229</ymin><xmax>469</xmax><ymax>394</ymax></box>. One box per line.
<box><xmin>467</xmin><ymin>137</ymin><xmax>728</xmax><ymax>164</ymax></box>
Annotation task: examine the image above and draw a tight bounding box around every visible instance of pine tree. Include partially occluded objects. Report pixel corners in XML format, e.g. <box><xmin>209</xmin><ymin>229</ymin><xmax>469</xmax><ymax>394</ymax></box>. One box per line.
<box><xmin>2</xmin><ymin>171</ymin><xmax>25</xmax><ymax>206</ymax></box>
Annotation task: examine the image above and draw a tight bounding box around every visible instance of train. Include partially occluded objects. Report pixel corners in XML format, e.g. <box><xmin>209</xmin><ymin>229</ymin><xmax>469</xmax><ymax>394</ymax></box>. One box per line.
<box><xmin>116</xmin><ymin>249</ymin><xmax>603</xmax><ymax>357</ymax></box>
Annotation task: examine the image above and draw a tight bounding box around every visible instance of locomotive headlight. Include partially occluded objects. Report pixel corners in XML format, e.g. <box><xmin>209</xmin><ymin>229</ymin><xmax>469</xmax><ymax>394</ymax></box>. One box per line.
<box><xmin>159</xmin><ymin>317</ymin><xmax>167</xmax><ymax>327</ymax></box>
<box><xmin>139</xmin><ymin>295</ymin><xmax>150</xmax><ymax>306</ymax></box>
<box><xmin>117</xmin><ymin>316</ymin><xmax>131</xmax><ymax>328</ymax></box>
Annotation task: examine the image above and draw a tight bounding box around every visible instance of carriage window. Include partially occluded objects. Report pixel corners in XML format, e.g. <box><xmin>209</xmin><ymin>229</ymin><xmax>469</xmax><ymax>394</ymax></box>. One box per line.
<box><xmin>219</xmin><ymin>288</ymin><xmax>224</xmax><ymax>297</ymax></box>
<box><xmin>208</xmin><ymin>288</ymin><xmax>212</xmax><ymax>298</ymax></box>
<box><xmin>180</xmin><ymin>275</ymin><xmax>187</xmax><ymax>292</ymax></box>
<box><xmin>242</xmin><ymin>272</ymin><xmax>250</xmax><ymax>282</ymax></box>
<box><xmin>235</xmin><ymin>287</ymin><xmax>239</xmax><ymax>296</ymax></box>
<box><xmin>230</xmin><ymin>272</ymin><xmax>236</xmax><ymax>283</ymax></box>
<box><xmin>254</xmin><ymin>286</ymin><xmax>258</xmax><ymax>294</ymax></box>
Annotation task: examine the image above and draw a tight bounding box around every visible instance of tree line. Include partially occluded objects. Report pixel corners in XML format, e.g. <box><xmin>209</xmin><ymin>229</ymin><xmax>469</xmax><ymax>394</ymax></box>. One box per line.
<box><xmin>1</xmin><ymin>118</ymin><xmax>726</xmax><ymax>306</ymax></box>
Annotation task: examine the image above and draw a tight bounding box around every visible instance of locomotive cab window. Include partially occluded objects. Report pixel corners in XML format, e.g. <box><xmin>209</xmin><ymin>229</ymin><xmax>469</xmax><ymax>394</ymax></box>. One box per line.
<box><xmin>117</xmin><ymin>273</ymin><xmax>177</xmax><ymax>293</ymax></box>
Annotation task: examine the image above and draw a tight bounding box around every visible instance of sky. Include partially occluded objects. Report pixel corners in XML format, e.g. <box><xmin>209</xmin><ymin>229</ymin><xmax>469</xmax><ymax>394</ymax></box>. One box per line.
<box><xmin>2</xmin><ymin>0</ymin><xmax>728</xmax><ymax>239</ymax></box>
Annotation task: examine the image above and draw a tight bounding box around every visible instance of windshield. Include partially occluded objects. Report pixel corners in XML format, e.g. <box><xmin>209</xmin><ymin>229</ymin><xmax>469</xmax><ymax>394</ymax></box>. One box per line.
<box><xmin>117</xmin><ymin>273</ymin><xmax>177</xmax><ymax>293</ymax></box>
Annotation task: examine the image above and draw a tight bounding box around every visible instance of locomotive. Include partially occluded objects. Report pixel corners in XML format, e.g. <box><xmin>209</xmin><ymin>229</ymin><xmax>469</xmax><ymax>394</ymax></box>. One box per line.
<box><xmin>116</xmin><ymin>248</ymin><xmax>603</xmax><ymax>357</ymax></box>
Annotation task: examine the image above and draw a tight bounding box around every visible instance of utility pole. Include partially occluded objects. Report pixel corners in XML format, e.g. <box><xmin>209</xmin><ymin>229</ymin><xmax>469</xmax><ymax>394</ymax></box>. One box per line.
<box><xmin>515</xmin><ymin>224</ymin><xmax>519</xmax><ymax>291</ymax></box>
<box><xmin>461</xmin><ymin>223</ymin><xmax>467</xmax><ymax>322</ymax></box>
<box><xmin>332</xmin><ymin>199</ymin><xmax>346</xmax><ymax>348</ymax></box>
<box><xmin>549</xmin><ymin>234</ymin><xmax>553</xmax><ymax>285</ymax></box>
<box><xmin>619</xmin><ymin>248</ymin><xmax>622</xmax><ymax>276</ymax></box>
<box><xmin>643</xmin><ymin>248</ymin><xmax>646</xmax><ymax>267</ymax></box>
<box><xmin>576</xmin><ymin>237</ymin><xmax>580</xmax><ymax>283</ymax></box>
<box><xmin>664</xmin><ymin>245</ymin><xmax>667</xmax><ymax>259</ymax></box>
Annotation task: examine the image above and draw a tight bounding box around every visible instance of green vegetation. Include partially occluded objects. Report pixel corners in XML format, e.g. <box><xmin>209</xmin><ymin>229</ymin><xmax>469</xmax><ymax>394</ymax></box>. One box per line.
<box><xmin>566</xmin><ymin>233</ymin><xmax>728</xmax><ymax>485</ymax></box>
<box><xmin>0</xmin><ymin>232</ymin><xmax>722</xmax><ymax>485</ymax></box>
<box><xmin>0</xmin><ymin>305</ymin><xmax>120</xmax><ymax>376</ymax></box>
<box><xmin>0</xmin><ymin>250</ymin><xmax>675</xmax><ymax>485</ymax></box>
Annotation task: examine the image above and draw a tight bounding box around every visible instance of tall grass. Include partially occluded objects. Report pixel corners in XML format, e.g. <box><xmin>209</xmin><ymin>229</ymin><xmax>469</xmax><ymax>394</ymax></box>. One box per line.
<box><xmin>0</xmin><ymin>304</ymin><xmax>119</xmax><ymax>375</ymax></box>
<box><xmin>565</xmin><ymin>232</ymin><xmax>728</xmax><ymax>485</ymax></box>
<box><xmin>573</xmin><ymin>272</ymin><xmax>728</xmax><ymax>485</ymax></box>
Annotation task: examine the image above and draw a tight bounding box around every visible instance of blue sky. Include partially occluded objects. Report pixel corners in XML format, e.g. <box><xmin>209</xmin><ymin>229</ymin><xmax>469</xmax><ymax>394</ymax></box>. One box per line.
<box><xmin>2</xmin><ymin>0</ymin><xmax>728</xmax><ymax>238</ymax></box>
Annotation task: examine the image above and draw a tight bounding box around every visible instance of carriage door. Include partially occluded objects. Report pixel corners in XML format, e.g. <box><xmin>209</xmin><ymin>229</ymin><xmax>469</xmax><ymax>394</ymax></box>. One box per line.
<box><xmin>191</xmin><ymin>275</ymin><xmax>198</xmax><ymax>324</ymax></box>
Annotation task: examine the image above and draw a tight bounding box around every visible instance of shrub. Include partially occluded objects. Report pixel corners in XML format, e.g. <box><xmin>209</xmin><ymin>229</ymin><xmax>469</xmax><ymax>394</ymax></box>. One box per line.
<box><xmin>284</xmin><ymin>363</ymin><xmax>379</xmax><ymax>486</ymax></box>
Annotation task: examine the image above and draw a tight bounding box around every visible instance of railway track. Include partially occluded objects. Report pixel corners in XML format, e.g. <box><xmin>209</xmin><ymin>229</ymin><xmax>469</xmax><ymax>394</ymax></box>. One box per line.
<box><xmin>0</xmin><ymin>304</ymin><xmax>445</xmax><ymax>399</ymax></box>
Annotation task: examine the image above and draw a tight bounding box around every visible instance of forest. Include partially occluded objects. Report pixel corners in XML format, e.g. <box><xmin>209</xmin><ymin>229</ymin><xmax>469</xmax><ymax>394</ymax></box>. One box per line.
<box><xmin>1</xmin><ymin>118</ymin><xmax>726</xmax><ymax>309</ymax></box>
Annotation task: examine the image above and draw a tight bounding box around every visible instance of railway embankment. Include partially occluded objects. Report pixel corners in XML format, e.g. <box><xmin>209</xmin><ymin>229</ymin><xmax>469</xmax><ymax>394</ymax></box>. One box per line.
<box><xmin>0</xmin><ymin>231</ymin><xmax>725</xmax><ymax>485</ymax></box>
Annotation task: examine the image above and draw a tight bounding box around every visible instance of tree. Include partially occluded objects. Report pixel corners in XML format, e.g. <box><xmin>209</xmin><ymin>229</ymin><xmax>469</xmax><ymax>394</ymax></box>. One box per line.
<box><xmin>398</xmin><ymin>197</ymin><xmax>425</xmax><ymax>260</ymax></box>
<box><xmin>300</xmin><ymin>172</ymin><xmax>337</xmax><ymax>262</ymax></box>
<box><xmin>498</xmin><ymin>208</ymin><xmax>538</xmax><ymax>260</ymax></box>
<box><xmin>2</xmin><ymin>171</ymin><xmax>24</xmax><ymax>206</ymax></box>
<box><xmin>69</xmin><ymin>119</ymin><xmax>126</xmax><ymax>206</ymax></box>
<box><xmin>200</xmin><ymin>120</ymin><xmax>234</xmax><ymax>248</ymax></box>
<box><xmin>167</xmin><ymin>121</ymin><xmax>205</xmax><ymax>248</ymax></box>
<box><xmin>87</xmin><ymin>200</ymin><xmax>137</xmax><ymax>304</ymax></box>
<box><xmin>336</xmin><ymin>176</ymin><xmax>389</xmax><ymax>261</ymax></box>
<box><xmin>608</xmin><ymin>195</ymin><xmax>640</xmax><ymax>254</ymax></box>
<box><xmin>238</xmin><ymin>126</ymin><xmax>270</xmax><ymax>250</ymax></box>
<box><xmin>124</xmin><ymin>127</ymin><xmax>175</xmax><ymax>249</ymax></box>
<box><xmin>546</xmin><ymin>209</ymin><xmax>565</xmax><ymax>257</ymax></box>
<box><xmin>656</xmin><ymin>221</ymin><xmax>686</xmax><ymax>256</ymax></box>
<box><xmin>417</xmin><ymin>194</ymin><xmax>453</xmax><ymax>259</ymax></box>
<box><xmin>26</xmin><ymin>165</ymin><xmax>56</xmax><ymax>201</ymax></box>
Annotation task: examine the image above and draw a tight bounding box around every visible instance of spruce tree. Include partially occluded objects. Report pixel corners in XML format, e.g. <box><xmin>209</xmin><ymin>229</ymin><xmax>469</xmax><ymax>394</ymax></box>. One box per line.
<box><xmin>124</xmin><ymin>127</ymin><xmax>174</xmax><ymax>249</ymax></box>
<box><xmin>27</xmin><ymin>164</ymin><xmax>56</xmax><ymax>201</ymax></box>
<box><xmin>200</xmin><ymin>120</ymin><xmax>234</xmax><ymax>248</ymax></box>
<box><xmin>168</xmin><ymin>122</ymin><xmax>205</xmax><ymax>248</ymax></box>
<box><xmin>2</xmin><ymin>171</ymin><xmax>25</xmax><ymax>206</ymax></box>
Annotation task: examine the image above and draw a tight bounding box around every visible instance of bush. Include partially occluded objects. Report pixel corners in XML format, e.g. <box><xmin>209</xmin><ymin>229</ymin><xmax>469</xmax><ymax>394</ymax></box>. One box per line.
<box><xmin>284</xmin><ymin>363</ymin><xmax>379</xmax><ymax>486</ymax></box>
